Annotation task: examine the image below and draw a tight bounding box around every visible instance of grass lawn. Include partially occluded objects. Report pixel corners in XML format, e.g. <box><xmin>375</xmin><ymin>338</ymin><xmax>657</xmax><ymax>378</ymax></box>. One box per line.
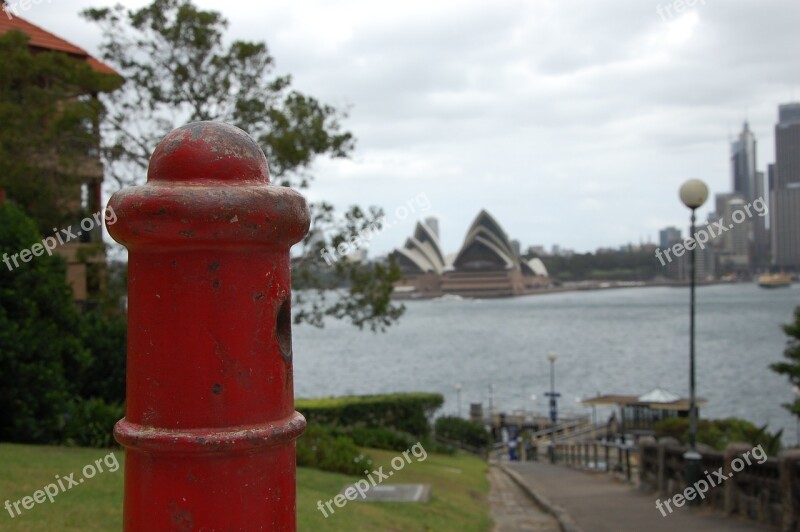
<box><xmin>0</xmin><ymin>444</ymin><xmax>490</xmax><ymax>531</ymax></box>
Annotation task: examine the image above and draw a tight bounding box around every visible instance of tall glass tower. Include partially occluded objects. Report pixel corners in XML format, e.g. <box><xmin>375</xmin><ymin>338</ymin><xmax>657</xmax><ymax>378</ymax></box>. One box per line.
<box><xmin>731</xmin><ymin>122</ymin><xmax>757</xmax><ymax>203</ymax></box>
<box><xmin>772</xmin><ymin>103</ymin><xmax>800</xmax><ymax>269</ymax></box>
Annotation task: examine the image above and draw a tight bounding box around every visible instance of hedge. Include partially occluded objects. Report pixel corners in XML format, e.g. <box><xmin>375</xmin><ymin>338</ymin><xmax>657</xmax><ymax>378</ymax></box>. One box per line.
<box><xmin>434</xmin><ymin>416</ymin><xmax>492</xmax><ymax>451</ymax></box>
<box><xmin>296</xmin><ymin>393</ymin><xmax>444</xmax><ymax>438</ymax></box>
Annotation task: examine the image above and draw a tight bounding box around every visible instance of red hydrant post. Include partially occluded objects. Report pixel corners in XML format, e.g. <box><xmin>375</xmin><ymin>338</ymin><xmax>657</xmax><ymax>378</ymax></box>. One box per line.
<box><xmin>108</xmin><ymin>122</ymin><xmax>309</xmax><ymax>530</ymax></box>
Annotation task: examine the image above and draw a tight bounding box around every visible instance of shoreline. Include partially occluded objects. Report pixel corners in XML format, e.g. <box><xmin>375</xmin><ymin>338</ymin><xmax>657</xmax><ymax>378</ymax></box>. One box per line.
<box><xmin>392</xmin><ymin>279</ymin><xmax>750</xmax><ymax>300</ymax></box>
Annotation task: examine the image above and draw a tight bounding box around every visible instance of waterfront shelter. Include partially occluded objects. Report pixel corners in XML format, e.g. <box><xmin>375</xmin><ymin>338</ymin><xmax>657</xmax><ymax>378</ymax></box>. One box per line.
<box><xmin>581</xmin><ymin>387</ymin><xmax>706</xmax><ymax>437</ymax></box>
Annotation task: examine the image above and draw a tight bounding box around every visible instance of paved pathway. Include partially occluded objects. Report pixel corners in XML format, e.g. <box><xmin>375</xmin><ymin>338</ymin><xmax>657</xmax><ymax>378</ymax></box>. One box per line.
<box><xmin>504</xmin><ymin>461</ymin><xmax>776</xmax><ymax>532</ymax></box>
<box><xmin>488</xmin><ymin>464</ymin><xmax>560</xmax><ymax>531</ymax></box>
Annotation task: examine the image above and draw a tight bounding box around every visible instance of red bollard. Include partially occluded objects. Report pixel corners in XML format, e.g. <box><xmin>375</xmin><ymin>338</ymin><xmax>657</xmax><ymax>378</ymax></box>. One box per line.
<box><xmin>108</xmin><ymin>122</ymin><xmax>309</xmax><ymax>531</ymax></box>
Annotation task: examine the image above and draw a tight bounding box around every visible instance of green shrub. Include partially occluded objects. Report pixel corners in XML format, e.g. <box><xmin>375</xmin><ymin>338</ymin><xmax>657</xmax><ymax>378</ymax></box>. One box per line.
<box><xmin>0</xmin><ymin>201</ymin><xmax>90</xmax><ymax>444</ymax></box>
<box><xmin>296</xmin><ymin>393</ymin><xmax>443</xmax><ymax>438</ymax></box>
<box><xmin>296</xmin><ymin>424</ymin><xmax>372</xmax><ymax>475</ymax></box>
<box><xmin>434</xmin><ymin>416</ymin><xmax>492</xmax><ymax>451</ymax></box>
<box><xmin>339</xmin><ymin>426</ymin><xmax>416</xmax><ymax>452</ymax></box>
<box><xmin>62</xmin><ymin>398</ymin><xmax>124</xmax><ymax>448</ymax></box>
<box><xmin>654</xmin><ymin>417</ymin><xmax>782</xmax><ymax>455</ymax></box>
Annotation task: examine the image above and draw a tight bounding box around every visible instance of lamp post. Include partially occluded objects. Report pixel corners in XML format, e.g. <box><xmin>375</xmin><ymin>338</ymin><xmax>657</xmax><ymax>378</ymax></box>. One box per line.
<box><xmin>545</xmin><ymin>352</ymin><xmax>560</xmax><ymax>463</ymax></box>
<box><xmin>793</xmin><ymin>386</ymin><xmax>800</xmax><ymax>445</ymax></box>
<box><xmin>455</xmin><ymin>383</ymin><xmax>462</xmax><ymax>418</ymax></box>
<box><xmin>679</xmin><ymin>178</ymin><xmax>709</xmax><ymax>490</ymax></box>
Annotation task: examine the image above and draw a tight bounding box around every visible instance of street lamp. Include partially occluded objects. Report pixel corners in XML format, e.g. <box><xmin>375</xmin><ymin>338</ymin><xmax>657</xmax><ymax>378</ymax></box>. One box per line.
<box><xmin>793</xmin><ymin>386</ymin><xmax>800</xmax><ymax>445</ymax></box>
<box><xmin>679</xmin><ymin>178</ymin><xmax>709</xmax><ymax>488</ymax></box>
<box><xmin>545</xmin><ymin>351</ymin><xmax>560</xmax><ymax>463</ymax></box>
<box><xmin>455</xmin><ymin>383</ymin><xmax>462</xmax><ymax>418</ymax></box>
<box><xmin>546</xmin><ymin>352</ymin><xmax>559</xmax><ymax>423</ymax></box>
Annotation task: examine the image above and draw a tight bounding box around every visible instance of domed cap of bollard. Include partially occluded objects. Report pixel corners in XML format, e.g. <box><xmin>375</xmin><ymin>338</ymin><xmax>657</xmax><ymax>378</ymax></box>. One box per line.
<box><xmin>108</xmin><ymin>121</ymin><xmax>309</xmax><ymax>250</ymax></box>
<box><xmin>147</xmin><ymin>122</ymin><xmax>270</xmax><ymax>184</ymax></box>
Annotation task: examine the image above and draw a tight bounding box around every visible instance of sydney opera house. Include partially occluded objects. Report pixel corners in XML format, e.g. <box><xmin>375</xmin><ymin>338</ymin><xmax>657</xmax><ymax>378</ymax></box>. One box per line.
<box><xmin>391</xmin><ymin>210</ymin><xmax>551</xmax><ymax>298</ymax></box>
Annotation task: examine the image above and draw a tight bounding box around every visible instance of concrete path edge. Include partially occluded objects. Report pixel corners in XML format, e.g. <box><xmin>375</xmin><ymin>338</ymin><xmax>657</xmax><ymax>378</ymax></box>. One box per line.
<box><xmin>498</xmin><ymin>463</ymin><xmax>584</xmax><ymax>532</ymax></box>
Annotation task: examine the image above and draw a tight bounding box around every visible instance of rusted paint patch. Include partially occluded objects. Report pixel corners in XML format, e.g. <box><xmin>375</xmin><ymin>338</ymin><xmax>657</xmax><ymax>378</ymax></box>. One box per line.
<box><xmin>168</xmin><ymin>501</ymin><xmax>194</xmax><ymax>532</ymax></box>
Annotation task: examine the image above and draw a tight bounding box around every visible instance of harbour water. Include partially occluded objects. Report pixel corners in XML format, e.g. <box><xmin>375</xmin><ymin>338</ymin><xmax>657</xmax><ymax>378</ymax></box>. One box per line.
<box><xmin>294</xmin><ymin>283</ymin><xmax>800</xmax><ymax>443</ymax></box>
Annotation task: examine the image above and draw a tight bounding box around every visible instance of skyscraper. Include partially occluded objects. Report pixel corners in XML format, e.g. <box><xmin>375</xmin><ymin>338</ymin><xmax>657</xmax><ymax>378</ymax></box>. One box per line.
<box><xmin>752</xmin><ymin>170</ymin><xmax>769</xmax><ymax>268</ymax></box>
<box><xmin>424</xmin><ymin>216</ymin><xmax>440</xmax><ymax>239</ymax></box>
<box><xmin>659</xmin><ymin>227</ymin><xmax>681</xmax><ymax>249</ymax></box>
<box><xmin>772</xmin><ymin>103</ymin><xmax>800</xmax><ymax>269</ymax></box>
<box><xmin>731</xmin><ymin>122</ymin><xmax>757</xmax><ymax>203</ymax></box>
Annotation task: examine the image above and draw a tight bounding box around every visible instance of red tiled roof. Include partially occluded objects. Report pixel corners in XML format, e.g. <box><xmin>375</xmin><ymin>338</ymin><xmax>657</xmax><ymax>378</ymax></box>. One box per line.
<box><xmin>0</xmin><ymin>13</ymin><xmax>118</xmax><ymax>74</ymax></box>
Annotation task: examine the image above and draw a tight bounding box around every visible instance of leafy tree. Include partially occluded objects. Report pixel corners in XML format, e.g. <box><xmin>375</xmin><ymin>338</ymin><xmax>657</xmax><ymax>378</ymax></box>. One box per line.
<box><xmin>0</xmin><ymin>201</ymin><xmax>90</xmax><ymax>443</ymax></box>
<box><xmin>770</xmin><ymin>306</ymin><xmax>800</xmax><ymax>417</ymax></box>
<box><xmin>0</xmin><ymin>31</ymin><xmax>121</xmax><ymax>234</ymax></box>
<box><xmin>532</xmin><ymin>248</ymin><xmax>662</xmax><ymax>282</ymax></box>
<box><xmin>83</xmin><ymin>0</ymin><xmax>403</xmax><ymax>331</ymax></box>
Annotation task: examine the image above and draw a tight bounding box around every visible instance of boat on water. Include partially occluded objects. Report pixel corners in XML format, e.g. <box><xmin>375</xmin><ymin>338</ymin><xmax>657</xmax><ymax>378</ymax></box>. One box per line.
<box><xmin>758</xmin><ymin>273</ymin><xmax>793</xmax><ymax>288</ymax></box>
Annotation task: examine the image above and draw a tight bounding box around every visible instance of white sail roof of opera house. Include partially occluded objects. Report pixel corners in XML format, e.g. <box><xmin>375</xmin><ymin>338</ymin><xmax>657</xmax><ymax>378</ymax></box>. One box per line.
<box><xmin>637</xmin><ymin>388</ymin><xmax>681</xmax><ymax>403</ymax></box>
<box><xmin>452</xmin><ymin>210</ymin><xmax>519</xmax><ymax>271</ymax></box>
<box><xmin>525</xmin><ymin>258</ymin><xmax>549</xmax><ymax>277</ymax></box>
<box><xmin>392</xmin><ymin>220</ymin><xmax>446</xmax><ymax>274</ymax></box>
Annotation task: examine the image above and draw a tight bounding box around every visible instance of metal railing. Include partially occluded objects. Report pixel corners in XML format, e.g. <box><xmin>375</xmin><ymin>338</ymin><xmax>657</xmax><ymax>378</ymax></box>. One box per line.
<box><xmin>528</xmin><ymin>439</ymin><xmax>639</xmax><ymax>483</ymax></box>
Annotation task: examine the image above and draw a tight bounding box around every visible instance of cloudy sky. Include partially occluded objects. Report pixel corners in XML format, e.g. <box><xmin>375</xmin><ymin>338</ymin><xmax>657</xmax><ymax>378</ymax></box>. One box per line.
<box><xmin>18</xmin><ymin>0</ymin><xmax>800</xmax><ymax>256</ymax></box>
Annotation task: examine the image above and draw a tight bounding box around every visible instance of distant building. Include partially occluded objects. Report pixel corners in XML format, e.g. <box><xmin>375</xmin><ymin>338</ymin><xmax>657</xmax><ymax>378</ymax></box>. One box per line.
<box><xmin>527</xmin><ymin>245</ymin><xmax>547</xmax><ymax>257</ymax></box>
<box><xmin>771</xmin><ymin>103</ymin><xmax>800</xmax><ymax>270</ymax></box>
<box><xmin>0</xmin><ymin>14</ymin><xmax>120</xmax><ymax>305</ymax></box>
<box><xmin>440</xmin><ymin>211</ymin><xmax>549</xmax><ymax>297</ymax></box>
<box><xmin>752</xmin><ymin>170</ymin><xmax>770</xmax><ymax>268</ymax></box>
<box><xmin>673</xmin><ymin>214</ymin><xmax>715</xmax><ymax>282</ymax></box>
<box><xmin>716</xmin><ymin>196</ymin><xmax>750</xmax><ymax>275</ymax></box>
<box><xmin>391</xmin><ymin>219</ymin><xmax>446</xmax><ymax>297</ymax></box>
<box><xmin>732</xmin><ymin>122</ymin><xmax>757</xmax><ymax>204</ymax></box>
<box><xmin>424</xmin><ymin>216</ymin><xmax>440</xmax><ymax>239</ymax></box>
<box><xmin>658</xmin><ymin>227</ymin><xmax>683</xmax><ymax>279</ymax></box>
<box><xmin>659</xmin><ymin>227</ymin><xmax>681</xmax><ymax>249</ymax></box>
<box><xmin>710</xmin><ymin>193</ymin><xmax>750</xmax><ymax>275</ymax></box>
<box><xmin>393</xmin><ymin>220</ymin><xmax>446</xmax><ymax>274</ymax></box>
<box><xmin>391</xmin><ymin>211</ymin><xmax>551</xmax><ymax>298</ymax></box>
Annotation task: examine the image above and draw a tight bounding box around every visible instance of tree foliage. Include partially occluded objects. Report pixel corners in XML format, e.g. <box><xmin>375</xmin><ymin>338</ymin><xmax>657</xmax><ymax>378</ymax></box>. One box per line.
<box><xmin>0</xmin><ymin>202</ymin><xmax>89</xmax><ymax>442</ymax></box>
<box><xmin>533</xmin><ymin>248</ymin><xmax>662</xmax><ymax>282</ymax></box>
<box><xmin>0</xmin><ymin>202</ymin><xmax>127</xmax><ymax>445</ymax></box>
<box><xmin>83</xmin><ymin>0</ymin><xmax>404</xmax><ymax>331</ymax></box>
<box><xmin>770</xmin><ymin>306</ymin><xmax>800</xmax><ymax>417</ymax></box>
<box><xmin>0</xmin><ymin>31</ymin><xmax>121</xmax><ymax>233</ymax></box>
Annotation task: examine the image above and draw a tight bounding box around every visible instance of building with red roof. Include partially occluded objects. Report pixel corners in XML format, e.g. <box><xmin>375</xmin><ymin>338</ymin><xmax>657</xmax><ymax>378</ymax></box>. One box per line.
<box><xmin>0</xmin><ymin>9</ymin><xmax>117</xmax><ymax>74</ymax></box>
<box><xmin>0</xmin><ymin>9</ymin><xmax>121</xmax><ymax>305</ymax></box>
